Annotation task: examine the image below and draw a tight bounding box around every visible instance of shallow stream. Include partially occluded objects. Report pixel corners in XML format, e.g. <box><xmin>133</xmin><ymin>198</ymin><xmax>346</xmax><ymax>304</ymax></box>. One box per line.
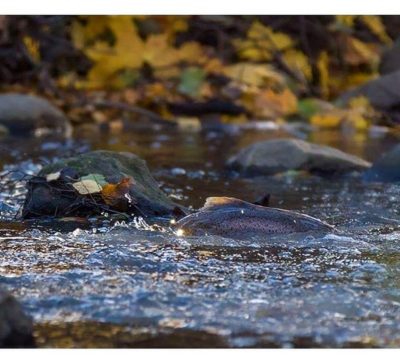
<box><xmin>1</xmin><ymin>122</ymin><xmax>400</xmax><ymax>347</ymax></box>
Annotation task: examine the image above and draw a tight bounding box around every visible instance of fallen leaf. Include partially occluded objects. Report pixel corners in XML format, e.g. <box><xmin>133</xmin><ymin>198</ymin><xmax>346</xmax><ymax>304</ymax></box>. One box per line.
<box><xmin>23</xmin><ymin>36</ymin><xmax>40</xmax><ymax>63</ymax></box>
<box><xmin>76</xmin><ymin>16</ymin><xmax>206</xmax><ymax>88</ymax></box>
<box><xmin>360</xmin><ymin>15</ymin><xmax>392</xmax><ymax>44</ymax></box>
<box><xmin>101</xmin><ymin>177</ymin><xmax>134</xmax><ymax>209</ymax></box>
<box><xmin>253</xmin><ymin>88</ymin><xmax>298</xmax><ymax>119</ymax></box>
<box><xmin>332</xmin><ymin>15</ymin><xmax>356</xmax><ymax>30</ymax></box>
<box><xmin>176</xmin><ymin>117</ymin><xmax>202</xmax><ymax>131</ymax></box>
<box><xmin>297</xmin><ymin>98</ymin><xmax>334</xmax><ymax>119</ymax></box>
<box><xmin>282</xmin><ymin>49</ymin><xmax>312</xmax><ymax>82</ymax></box>
<box><xmin>178</xmin><ymin>67</ymin><xmax>205</xmax><ymax>97</ymax></box>
<box><xmin>310</xmin><ymin>111</ymin><xmax>343</xmax><ymax>128</ymax></box>
<box><xmin>235</xmin><ymin>21</ymin><xmax>293</xmax><ymax>62</ymax></box>
<box><xmin>80</xmin><ymin>174</ymin><xmax>107</xmax><ymax>187</ymax></box>
<box><xmin>317</xmin><ymin>51</ymin><xmax>330</xmax><ymax>99</ymax></box>
<box><xmin>310</xmin><ymin>97</ymin><xmax>374</xmax><ymax>131</ymax></box>
<box><xmin>341</xmin><ymin>35</ymin><xmax>379</xmax><ymax>66</ymax></box>
<box><xmin>72</xmin><ymin>179</ymin><xmax>103</xmax><ymax>195</ymax></box>
<box><xmin>224</xmin><ymin>63</ymin><xmax>285</xmax><ymax>87</ymax></box>
<box><xmin>46</xmin><ymin>171</ymin><xmax>61</xmax><ymax>182</ymax></box>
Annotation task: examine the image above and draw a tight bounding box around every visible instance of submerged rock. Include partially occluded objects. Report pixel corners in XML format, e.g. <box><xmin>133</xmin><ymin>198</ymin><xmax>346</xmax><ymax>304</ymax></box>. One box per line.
<box><xmin>227</xmin><ymin>138</ymin><xmax>370</xmax><ymax>176</ymax></box>
<box><xmin>0</xmin><ymin>93</ymin><xmax>71</xmax><ymax>137</ymax></box>
<box><xmin>22</xmin><ymin>150</ymin><xmax>185</xmax><ymax>219</ymax></box>
<box><xmin>175</xmin><ymin>197</ymin><xmax>333</xmax><ymax>239</ymax></box>
<box><xmin>0</xmin><ymin>288</ymin><xmax>34</xmax><ymax>348</ymax></box>
<box><xmin>364</xmin><ymin>144</ymin><xmax>400</xmax><ymax>182</ymax></box>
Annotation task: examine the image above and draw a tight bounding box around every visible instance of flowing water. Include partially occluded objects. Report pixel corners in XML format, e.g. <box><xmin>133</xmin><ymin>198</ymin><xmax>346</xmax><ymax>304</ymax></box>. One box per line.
<box><xmin>1</xmin><ymin>121</ymin><xmax>400</xmax><ymax>348</ymax></box>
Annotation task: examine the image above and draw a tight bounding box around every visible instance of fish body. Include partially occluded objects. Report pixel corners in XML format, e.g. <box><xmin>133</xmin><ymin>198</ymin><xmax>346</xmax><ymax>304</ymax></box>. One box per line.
<box><xmin>175</xmin><ymin>197</ymin><xmax>333</xmax><ymax>239</ymax></box>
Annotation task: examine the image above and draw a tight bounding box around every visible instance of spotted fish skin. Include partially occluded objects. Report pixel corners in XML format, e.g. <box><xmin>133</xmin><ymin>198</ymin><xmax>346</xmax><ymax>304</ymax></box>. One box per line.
<box><xmin>175</xmin><ymin>197</ymin><xmax>333</xmax><ymax>239</ymax></box>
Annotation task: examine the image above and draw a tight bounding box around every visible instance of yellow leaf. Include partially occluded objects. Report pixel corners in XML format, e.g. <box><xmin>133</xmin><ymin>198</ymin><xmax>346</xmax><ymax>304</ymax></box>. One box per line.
<box><xmin>70</xmin><ymin>21</ymin><xmax>86</xmax><ymax>50</ymax></box>
<box><xmin>310</xmin><ymin>111</ymin><xmax>343</xmax><ymax>128</ymax></box>
<box><xmin>317</xmin><ymin>51</ymin><xmax>330</xmax><ymax>99</ymax></box>
<box><xmin>360</xmin><ymin>15</ymin><xmax>392</xmax><ymax>44</ymax></box>
<box><xmin>143</xmin><ymin>34</ymin><xmax>180</xmax><ymax>68</ymax></box>
<box><xmin>71</xmin><ymin>16</ymin><xmax>110</xmax><ymax>50</ymax></box>
<box><xmin>234</xmin><ymin>21</ymin><xmax>293</xmax><ymax>61</ymax></box>
<box><xmin>247</xmin><ymin>21</ymin><xmax>293</xmax><ymax>51</ymax></box>
<box><xmin>170</xmin><ymin>17</ymin><xmax>189</xmax><ymax>33</ymax></box>
<box><xmin>23</xmin><ymin>36</ymin><xmax>40</xmax><ymax>63</ymax></box>
<box><xmin>342</xmin><ymin>35</ymin><xmax>379</xmax><ymax>66</ymax></box>
<box><xmin>282</xmin><ymin>49</ymin><xmax>312</xmax><ymax>82</ymax></box>
<box><xmin>176</xmin><ymin>117</ymin><xmax>202</xmax><ymax>131</ymax></box>
<box><xmin>343</xmin><ymin>72</ymin><xmax>378</xmax><ymax>90</ymax></box>
<box><xmin>224</xmin><ymin>63</ymin><xmax>285</xmax><ymax>87</ymax></box>
<box><xmin>334</xmin><ymin>15</ymin><xmax>356</xmax><ymax>29</ymax></box>
<box><xmin>178</xmin><ymin>41</ymin><xmax>204</xmax><ymax>63</ymax></box>
<box><xmin>233</xmin><ymin>39</ymin><xmax>272</xmax><ymax>62</ymax></box>
<box><xmin>203</xmin><ymin>58</ymin><xmax>225</xmax><ymax>74</ymax></box>
<box><xmin>77</xmin><ymin>16</ymin><xmax>206</xmax><ymax>88</ymax></box>
<box><xmin>145</xmin><ymin>82</ymin><xmax>169</xmax><ymax>100</ymax></box>
<box><xmin>310</xmin><ymin>98</ymin><xmax>373</xmax><ymax>131</ymax></box>
<box><xmin>83</xmin><ymin>18</ymin><xmax>145</xmax><ymax>88</ymax></box>
<box><xmin>344</xmin><ymin>111</ymin><xmax>369</xmax><ymax>130</ymax></box>
<box><xmin>348</xmin><ymin>96</ymin><xmax>371</xmax><ymax>110</ymax></box>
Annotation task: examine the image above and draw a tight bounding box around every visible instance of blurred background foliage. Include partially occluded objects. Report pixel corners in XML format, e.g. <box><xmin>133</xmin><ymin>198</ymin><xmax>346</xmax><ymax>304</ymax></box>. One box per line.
<box><xmin>0</xmin><ymin>15</ymin><xmax>399</xmax><ymax>130</ymax></box>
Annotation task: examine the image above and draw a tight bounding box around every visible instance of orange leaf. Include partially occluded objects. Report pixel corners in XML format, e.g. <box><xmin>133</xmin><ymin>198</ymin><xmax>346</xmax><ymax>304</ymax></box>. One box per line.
<box><xmin>253</xmin><ymin>88</ymin><xmax>298</xmax><ymax>119</ymax></box>
<box><xmin>101</xmin><ymin>177</ymin><xmax>134</xmax><ymax>211</ymax></box>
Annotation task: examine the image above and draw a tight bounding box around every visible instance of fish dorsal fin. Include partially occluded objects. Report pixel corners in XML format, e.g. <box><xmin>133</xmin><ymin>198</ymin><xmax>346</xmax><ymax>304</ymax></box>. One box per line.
<box><xmin>203</xmin><ymin>197</ymin><xmax>251</xmax><ymax>210</ymax></box>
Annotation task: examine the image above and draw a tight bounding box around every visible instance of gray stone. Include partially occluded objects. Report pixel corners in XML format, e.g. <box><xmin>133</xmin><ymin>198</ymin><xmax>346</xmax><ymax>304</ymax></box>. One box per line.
<box><xmin>337</xmin><ymin>70</ymin><xmax>400</xmax><ymax>110</ymax></box>
<box><xmin>0</xmin><ymin>93</ymin><xmax>72</xmax><ymax>137</ymax></box>
<box><xmin>22</xmin><ymin>150</ymin><xmax>185</xmax><ymax>219</ymax></box>
<box><xmin>0</xmin><ymin>288</ymin><xmax>34</xmax><ymax>348</ymax></box>
<box><xmin>364</xmin><ymin>143</ymin><xmax>400</xmax><ymax>182</ymax></box>
<box><xmin>227</xmin><ymin>138</ymin><xmax>371</xmax><ymax>176</ymax></box>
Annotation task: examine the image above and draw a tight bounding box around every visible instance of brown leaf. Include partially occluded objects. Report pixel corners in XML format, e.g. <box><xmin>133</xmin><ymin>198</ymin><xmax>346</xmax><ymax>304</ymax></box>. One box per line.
<box><xmin>101</xmin><ymin>177</ymin><xmax>135</xmax><ymax>211</ymax></box>
<box><xmin>253</xmin><ymin>88</ymin><xmax>298</xmax><ymax>119</ymax></box>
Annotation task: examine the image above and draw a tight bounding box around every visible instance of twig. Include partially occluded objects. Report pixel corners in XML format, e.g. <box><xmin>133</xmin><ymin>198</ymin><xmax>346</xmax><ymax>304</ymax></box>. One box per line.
<box><xmin>90</xmin><ymin>100</ymin><xmax>176</xmax><ymax>126</ymax></box>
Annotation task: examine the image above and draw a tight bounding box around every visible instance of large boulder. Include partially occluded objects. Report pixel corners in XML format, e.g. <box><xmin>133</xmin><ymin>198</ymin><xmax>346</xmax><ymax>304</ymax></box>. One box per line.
<box><xmin>22</xmin><ymin>150</ymin><xmax>185</xmax><ymax>219</ymax></box>
<box><xmin>364</xmin><ymin>144</ymin><xmax>400</xmax><ymax>182</ymax></box>
<box><xmin>227</xmin><ymin>138</ymin><xmax>371</xmax><ymax>176</ymax></box>
<box><xmin>0</xmin><ymin>93</ymin><xmax>72</xmax><ymax>137</ymax></box>
<box><xmin>0</xmin><ymin>288</ymin><xmax>34</xmax><ymax>348</ymax></box>
<box><xmin>337</xmin><ymin>70</ymin><xmax>400</xmax><ymax>110</ymax></box>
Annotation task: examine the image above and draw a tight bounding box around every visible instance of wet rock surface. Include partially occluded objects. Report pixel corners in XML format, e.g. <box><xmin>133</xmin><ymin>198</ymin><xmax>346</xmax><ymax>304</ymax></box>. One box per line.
<box><xmin>227</xmin><ymin>138</ymin><xmax>371</xmax><ymax>176</ymax></box>
<box><xmin>0</xmin><ymin>93</ymin><xmax>71</xmax><ymax>137</ymax></box>
<box><xmin>0</xmin><ymin>288</ymin><xmax>34</xmax><ymax>348</ymax></box>
<box><xmin>364</xmin><ymin>143</ymin><xmax>400</xmax><ymax>182</ymax></box>
<box><xmin>338</xmin><ymin>70</ymin><xmax>400</xmax><ymax>110</ymax></box>
<box><xmin>22</xmin><ymin>150</ymin><xmax>184</xmax><ymax>219</ymax></box>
